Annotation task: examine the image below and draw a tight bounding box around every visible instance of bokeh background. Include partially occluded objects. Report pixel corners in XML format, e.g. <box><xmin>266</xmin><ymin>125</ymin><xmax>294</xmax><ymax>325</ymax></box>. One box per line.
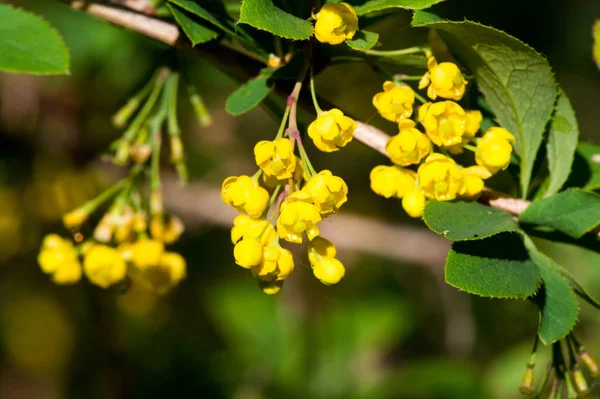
<box><xmin>1</xmin><ymin>0</ymin><xmax>600</xmax><ymax>398</ymax></box>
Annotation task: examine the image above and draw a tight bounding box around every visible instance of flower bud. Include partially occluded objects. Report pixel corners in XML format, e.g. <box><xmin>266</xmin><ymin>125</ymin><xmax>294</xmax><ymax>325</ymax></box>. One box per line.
<box><xmin>308</xmin><ymin>109</ymin><xmax>357</xmax><ymax>152</ymax></box>
<box><xmin>372</xmin><ymin>81</ymin><xmax>415</xmax><ymax>122</ymax></box>
<box><xmin>579</xmin><ymin>350</ymin><xmax>600</xmax><ymax>377</ymax></box>
<box><xmin>63</xmin><ymin>207</ymin><xmax>90</xmax><ymax>230</ymax></box>
<box><xmin>258</xmin><ymin>278</ymin><xmax>283</xmax><ymax>295</ymax></box>
<box><xmin>234</xmin><ymin>237</ymin><xmax>263</xmax><ymax>268</ymax></box>
<box><xmin>573</xmin><ymin>367</ymin><xmax>590</xmax><ymax>397</ymax></box>
<box><xmin>402</xmin><ymin>189</ymin><xmax>426</xmax><ymax>218</ymax></box>
<box><xmin>314</xmin><ymin>2</ymin><xmax>358</xmax><ymax>45</ymax></box>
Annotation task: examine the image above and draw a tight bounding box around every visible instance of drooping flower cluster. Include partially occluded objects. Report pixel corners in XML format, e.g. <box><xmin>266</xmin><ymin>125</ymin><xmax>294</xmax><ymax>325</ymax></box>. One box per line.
<box><xmin>38</xmin><ymin>67</ymin><xmax>193</xmax><ymax>295</ymax></box>
<box><xmin>222</xmin><ymin>96</ymin><xmax>355</xmax><ymax>294</ymax></box>
<box><xmin>370</xmin><ymin>57</ymin><xmax>516</xmax><ymax>217</ymax></box>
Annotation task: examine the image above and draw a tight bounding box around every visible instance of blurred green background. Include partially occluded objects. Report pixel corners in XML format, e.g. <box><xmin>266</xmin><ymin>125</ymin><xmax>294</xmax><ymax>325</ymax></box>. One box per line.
<box><xmin>1</xmin><ymin>0</ymin><xmax>600</xmax><ymax>398</ymax></box>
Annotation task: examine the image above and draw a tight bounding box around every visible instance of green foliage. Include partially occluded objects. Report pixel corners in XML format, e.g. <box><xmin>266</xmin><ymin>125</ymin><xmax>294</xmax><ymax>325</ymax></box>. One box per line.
<box><xmin>524</xmin><ymin>240</ymin><xmax>578</xmax><ymax>344</ymax></box>
<box><xmin>423</xmin><ymin>200</ymin><xmax>519</xmax><ymax>241</ymax></box>
<box><xmin>225</xmin><ymin>69</ymin><xmax>273</xmax><ymax>115</ymax></box>
<box><xmin>544</xmin><ymin>90</ymin><xmax>579</xmax><ymax>198</ymax></box>
<box><xmin>239</xmin><ymin>0</ymin><xmax>313</xmax><ymax>40</ymax></box>
<box><xmin>168</xmin><ymin>0</ymin><xmax>233</xmax><ymax>34</ymax></box>
<box><xmin>352</xmin><ymin>0</ymin><xmax>447</xmax><ymax>15</ymax></box>
<box><xmin>520</xmin><ymin>189</ymin><xmax>600</xmax><ymax>239</ymax></box>
<box><xmin>167</xmin><ymin>4</ymin><xmax>218</xmax><ymax>45</ymax></box>
<box><xmin>0</xmin><ymin>4</ymin><xmax>69</xmax><ymax>75</ymax></box>
<box><xmin>345</xmin><ymin>30</ymin><xmax>379</xmax><ymax>50</ymax></box>
<box><xmin>445</xmin><ymin>234</ymin><xmax>541</xmax><ymax>298</ymax></box>
<box><xmin>412</xmin><ymin>11</ymin><xmax>557</xmax><ymax>198</ymax></box>
<box><xmin>576</xmin><ymin>142</ymin><xmax>600</xmax><ymax>191</ymax></box>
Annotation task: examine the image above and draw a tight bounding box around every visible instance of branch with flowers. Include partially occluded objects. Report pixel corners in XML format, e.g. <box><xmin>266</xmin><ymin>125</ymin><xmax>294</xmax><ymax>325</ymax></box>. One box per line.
<box><xmin>5</xmin><ymin>0</ymin><xmax>600</xmax><ymax>397</ymax></box>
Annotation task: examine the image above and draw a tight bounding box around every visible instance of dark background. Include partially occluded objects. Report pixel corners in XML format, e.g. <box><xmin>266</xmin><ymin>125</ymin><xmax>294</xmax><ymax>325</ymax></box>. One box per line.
<box><xmin>0</xmin><ymin>0</ymin><xmax>599</xmax><ymax>398</ymax></box>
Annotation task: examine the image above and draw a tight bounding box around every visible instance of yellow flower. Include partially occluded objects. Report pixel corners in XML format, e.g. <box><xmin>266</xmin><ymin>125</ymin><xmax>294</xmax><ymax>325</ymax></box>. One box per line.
<box><xmin>263</xmin><ymin>156</ymin><xmax>305</xmax><ymax>188</ymax></box>
<box><xmin>254</xmin><ymin>138</ymin><xmax>297</xmax><ymax>180</ymax></box>
<box><xmin>372</xmin><ymin>81</ymin><xmax>415</xmax><ymax>122</ymax></box>
<box><xmin>230</xmin><ymin>215</ymin><xmax>276</xmax><ymax>246</ymax></box>
<box><xmin>38</xmin><ymin>235</ymin><xmax>82</xmax><ymax>285</ymax></box>
<box><xmin>419</xmin><ymin>101</ymin><xmax>467</xmax><ymax>147</ymax></box>
<box><xmin>83</xmin><ymin>244</ymin><xmax>127</xmax><ymax>289</ymax></box>
<box><xmin>130</xmin><ymin>252</ymin><xmax>187</xmax><ymax>294</ymax></box>
<box><xmin>277</xmin><ymin>193</ymin><xmax>321</xmax><ymax>243</ymax></box>
<box><xmin>312</xmin><ymin>257</ymin><xmax>345</xmax><ymax>286</ymax></box>
<box><xmin>130</xmin><ymin>239</ymin><xmax>164</xmax><ymax>270</ymax></box>
<box><xmin>314</xmin><ymin>2</ymin><xmax>358</xmax><ymax>45</ymax></box>
<box><xmin>402</xmin><ymin>189</ymin><xmax>427</xmax><ymax>218</ymax></box>
<box><xmin>221</xmin><ymin>175</ymin><xmax>270</xmax><ymax>218</ymax></box>
<box><xmin>308</xmin><ymin>109</ymin><xmax>357</xmax><ymax>152</ymax></box>
<box><xmin>417</xmin><ymin>154</ymin><xmax>465</xmax><ymax>201</ymax></box>
<box><xmin>251</xmin><ymin>245</ymin><xmax>294</xmax><ymax>281</ymax></box>
<box><xmin>150</xmin><ymin>214</ymin><xmax>185</xmax><ymax>244</ymax></box>
<box><xmin>460</xmin><ymin>166</ymin><xmax>492</xmax><ymax>198</ymax></box>
<box><xmin>62</xmin><ymin>207</ymin><xmax>90</xmax><ymax>230</ymax></box>
<box><xmin>369</xmin><ymin>165</ymin><xmax>416</xmax><ymax>198</ymax></box>
<box><xmin>308</xmin><ymin>236</ymin><xmax>345</xmax><ymax>285</ymax></box>
<box><xmin>475</xmin><ymin>127</ymin><xmax>516</xmax><ymax>173</ymax></box>
<box><xmin>258</xmin><ymin>279</ymin><xmax>284</xmax><ymax>295</ymax></box>
<box><xmin>419</xmin><ymin>57</ymin><xmax>467</xmax><ymax>101</ymax></box>
<box><xmin>302</xmin><ymin>170</ymin><xmax>348</xmax><ymax>217</ymax></box>
<box><xmin>465</xmin><ymin>110</ymin><xmax>483</xmax><ymax>137</ymax></box>
<box><xmin>233</xmin><ymin>237</ymin><xmax>264</xmax><ymax>268</ymax></box>
<box><xmin>386</xmin><ymin>126</ymin><xmax>431</xmax><ymax>166</ymax></box>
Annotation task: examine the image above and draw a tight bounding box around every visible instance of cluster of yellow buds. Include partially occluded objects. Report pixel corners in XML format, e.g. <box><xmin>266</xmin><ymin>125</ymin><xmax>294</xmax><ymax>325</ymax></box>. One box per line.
<box><xmin>38</xmin><ymin>66</ymin><xmax>195</xmax><ymax>295</ymax></box>
<box><xmin>222</xmin><ymin>77</ymin><xmax>356</xmax><ymax>293</ymax></box>
<box><xmin>370</xmin><ymin>55</ymin><xmax>516</xmax><ymax>217</ymax></box>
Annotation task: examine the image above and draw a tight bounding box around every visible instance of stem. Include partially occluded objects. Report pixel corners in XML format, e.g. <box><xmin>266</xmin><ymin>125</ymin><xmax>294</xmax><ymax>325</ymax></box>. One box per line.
<box><xmin>309</xmin><ymin>66</ymin><xmax>323</xmax><ymax>114</ymax></box>
<box><xmin>187</xmin><ymin>83</ymin><xmax>212</xmax><ymax>127</ymax></box>
<box><xmin>121</xmin><ymin>67</ymin><xmax>169</xmax><ymax>142</ymax></box>
<box><xmin>414</xmin><ymin>90</ymin><xmax>428</xmax><ymax>104</ymax></box>
<box><xmin>112</xmin><ymin>68</ymin><xmax>160</xmax><ymax>128</ymax></box>
<box><xmin>394</xmin><ymin>74</ymin><xmax>423</xmax><ymax>81</ymax></box>
<box><xmin>263</xmin><ymin>184</ymin><xmax>283</xmax><ymax>219</ymax></box>
<box><xmin>167</xmin><ymin>72</ymin><xmax>181</xmax><ymax>137</ymax></box>
<box><xmin>148</xmin><ymin>73</ymin><xmax>173</xmax><ymax>191</ymax></box>
<box><xmin>274</xmin><ymin>36</ymin><xmax>284</xmax><ymax>60</ymax></box>
<box><xmin>276</xmin><ymin>56</ymin><xmax>310</xmax><ymax>139</ymax></box>
<box><xmin>364</xmin><ymin>46</ymin><xmax>427</xmax><ymax>57</ymax></box>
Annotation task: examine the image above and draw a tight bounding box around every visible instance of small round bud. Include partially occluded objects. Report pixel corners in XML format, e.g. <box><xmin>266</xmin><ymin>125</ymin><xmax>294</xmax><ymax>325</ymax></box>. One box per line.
<box><xmin>234</xmin><ymin>237</ymin><xmax>263</xmax><ymax>268</ymax></box>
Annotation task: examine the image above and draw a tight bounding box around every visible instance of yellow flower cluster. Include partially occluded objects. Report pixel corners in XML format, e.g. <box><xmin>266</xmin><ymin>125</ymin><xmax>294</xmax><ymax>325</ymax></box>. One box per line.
<box><xmin>40</xmin><ymin>198</ymin><xmax>187</xmax><ymax>294</ymax></box>
<box><xmin>223</xmin><ymin>106</ymin><xmax>354</xmax><ymax>293</ymax></box>
<box><xmin>370</xmin><ymin>58</ymin><xmax>516</xmax><ymax>217</ymax></box>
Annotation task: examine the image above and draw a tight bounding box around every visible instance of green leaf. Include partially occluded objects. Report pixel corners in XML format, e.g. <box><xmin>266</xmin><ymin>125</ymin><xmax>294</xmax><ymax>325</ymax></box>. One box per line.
<box><xmin>424</xmin><ymin>200</ymin><xmax>519</xmax><ymax>241</ymax></box>
<box><xmin>346</xmin><ymin>30</ymin><xmax>379</xmax><ymax>50</ymax></box>
<box><xmin>544</xmin><ymin>89</ymin><xmax>579</xmax><ymax>197</ymax></box>
<box><xmin>225</xmin><ymin>69</ymin><xmax>274</xmax><ymax>116</ymax></box>
<box><xmin>445</xmin><ymin>233</ymin><xmax>541</xmax><ymax>298</ymax></box>
<box><xmin>524</xmin><ymin>243</ymin><xmax>579</xmax><ymax>344</ymax></box>
<box><xmin>412</xmin><ymin>11</ymin><xmax>557</xmax><ymax>198</ymax></box>
<box><xmin>378</xmin><ymin>54</ymin><xmax>428</xmax><ymax>68</ymax></box>
<box><xmin>523</xmin><ymin>235</ymin><xmax>600</xmax><ymax>311</ymax></box>
<box><xmin>520</xmin><ymin>189</ymin><xmax>600</xmax><ymax>239</ymax></box>
<box><xmin>0</xmin><ymin>5</ymin><xmax>70</xmax><ymax>75</ymax></box>
<box><xmin>168</xmin><ymin>0</ymin><xmax>232</xmax><ymax>33</ymax></box>
<box><xmin>594</xmin><ymin>19</ymin><xmax>600</xmax><ymax>71</ymax></box>
<box><xmin>354</xmin><ymin>0</ymin><xmax>447</xmax><ymax>15</ymax></box>
<box><xmin>576</xmin><ymin>142</ymin><xmax>600</xmax><ymax>191</ymax></box>
<box><xmin>239</xmin><ymin>0</ymin><xmax>313</xmax><ymax>40</ymax></box>
<box><xmin>167</xmin><ymin>4</ymin><xmax>218</xmax><ymax>45</ymax></box>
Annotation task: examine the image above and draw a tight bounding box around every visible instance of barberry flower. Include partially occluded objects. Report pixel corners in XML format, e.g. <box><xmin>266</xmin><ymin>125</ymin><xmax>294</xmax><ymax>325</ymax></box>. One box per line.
<box><xmin>419</xmin><ymin>101</ymin><xmax>467</xmax><ymax>147</ymax></box>
<box><xmin>307</xmin><ymin>109</ymin><xmax>357</xmax><ymax>152</ymax></box>
<box><xmin>461</xmin><ymin>166</ymin><xmax>492</xmax><ymax>199</ymax></box>
<box><xmin>263</xmin><ymin>156</ymin><xmax>305</xmax><ymax>188</ymax></box>
<box><xmin>419</xmin><ymin>57</ymin><xmax>468</xmax><ymax>101</ymax></box>
<box><xmin>372</xmin><ymin>81</ymin><xmax>415</xmax><ymax>122</ymax></box>
<box><xmin>38</xmin><ymin>234</ymin><xmax>82</xmax><ymax>285</ymax></box>
<box><xmin>302</xmin><ymin>170</ymin><xmax>348</xmax><ymax>217</ymax></box>
<box><xmin>130</xmin><ymin>238</ymin><xmax>164</xmax><ymax>270</ymax></box>
<box><xmin>313</xmin><ymin>2</ymin><xmax>358</xmax><ymax>45</ymax></box>
<box><xmin>233</xmin><ymin>237</ymin><xmax>263</xmax><ymax>268</ymax></box>
<box><xmin>386</xmin><ymin>125</ymin><xmax>431</xmax><ymax>166</ymax></box>
<box><xmin>130</xmin><ymin>251</ymin><xmax>187</xmax><ymax>294</ymax></box>
<box><xmin>150</xmin><ymin>214</ymin><xmax>185</xmax><ymax>244</ymax></box>
<box><xmin>465</xmin><ymin>110</ymin><xmax>483</xmax><ymax>137</ymax></box>
<box><xmin>308</xmin><ymin>236</ymin><xmax>345</xmax><ymax>285</ymax></box>
<box><xmin>258</xmin><ymin>279</ymin><xmax>284</xmax><ymax>295</ymax></box>
<box><xmin>402</xmin><ymin>189</ymin><xmax>427</xmax><ymax>218</ymax></box>
<box><xmin>370</xmin><ymin>165</ymin><xmax>416</xmax><ymax>198</ymax></box>
<box><xmin>251</xmin><ymin>245</ymin><xmax>294</xmax><ymax>281</ymax></box>
<box><xmin>417</xmin><ymin>153</ymin><xmax>465</xmax><ymax>201</ymax></box>
<box><xmin>254</xmin><ymin>138</ymin><xmax>297</xmax><ymax>180</ymax></box>
<box><xmin>221</xmin><ymin>175</ymin><xmax>270</xmax><ymax>218</ymax></box>
<box><xmin>230</xmin><ymin>215</ymin><xmax>277</xmax><ymax>246</ymax></box>
<box><xmin>475</xmin><ymin>127</ymin><xmax>516</xmax><ymax>173</ymax></box>
<box><xmin>62</xmin><ymin>208</ymin><xmax>90</xmax><ymax>230</ymax></box>
<box><xmin>83</xmin><ymin>244</ymin><xmax>127</xmax><ymax>288</ymax></box>
<box><xmin>277</xmin><ymin>193</ymin><xmax>321</xmax><ymax>243</ymax></box>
